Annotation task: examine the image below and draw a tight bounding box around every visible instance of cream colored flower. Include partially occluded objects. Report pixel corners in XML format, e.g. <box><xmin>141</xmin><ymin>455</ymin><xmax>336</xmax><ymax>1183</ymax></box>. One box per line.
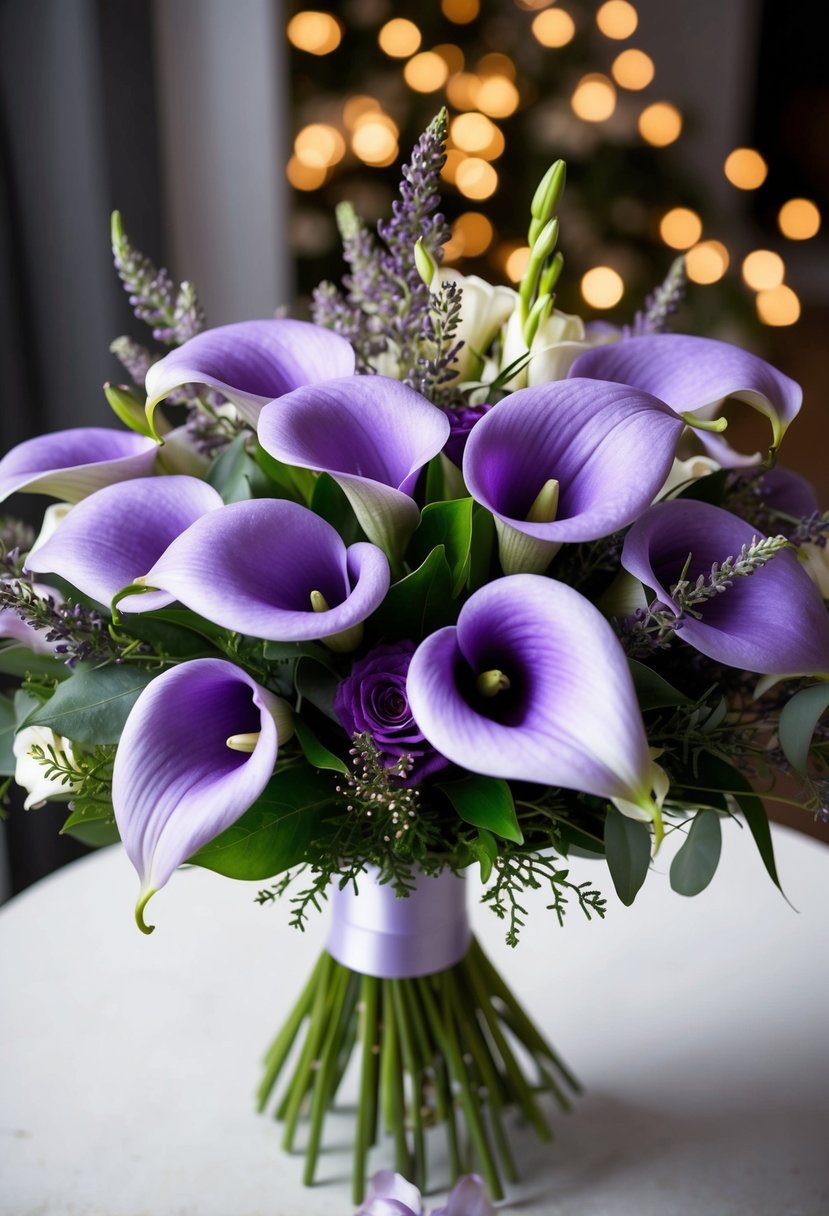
<box><xmin>500</xmin><ymin>306</ymin><xmax>612</xmax><ymax>390</ymax></box>
<box><xmin>12</xmin><ymin>726</ymin><xmax>78</xmax><ymax>811</ymax></box>
<box><xmin>28</xmin><ymin>503</ymin><xmax>73</xmax><ymax>557</ymax></box>
<box><xmin>657</xmin><ymin>455</ymin><xmax>721</xmax><ymax>501</ymax></box>
<box><xmin>433</xmin><ymin>270</ymin><xmax>518</xmax><ymax>381</ymax></box>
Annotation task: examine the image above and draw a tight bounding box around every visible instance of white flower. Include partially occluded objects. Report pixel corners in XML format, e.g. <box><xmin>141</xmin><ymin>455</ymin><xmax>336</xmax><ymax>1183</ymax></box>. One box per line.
<box><xmin>13</xmin><ymin>726</ymin><xmax>78</xmax><ymax>810</ymax></box>
<box><xmin>657</xmin><ymin>455</ymin><xmax>721</xmax><ymax>501</ymax></box>
<box><xmin>433</xmin><ymin>270</ymin><xmax>518</xmax><ymax>381</ymax></box>
<box><xmin>500</xmin><ymin>306</ymin><xmax>614</xmax><ymax>390</ymax></box>
<box><xmin>798</xmin><ymin>543</ymin><xmax>829</xmax><ymax>598</ymax></box>
<box><xmin>28</xmin><ymin>502</ymin><xmax>73</xmax><ymax>556</ymax></box>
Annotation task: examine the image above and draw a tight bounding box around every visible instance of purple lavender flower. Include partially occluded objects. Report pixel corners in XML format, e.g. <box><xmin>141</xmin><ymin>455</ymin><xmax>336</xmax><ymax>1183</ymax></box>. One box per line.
<box><xmin>0</xmin><ymin>429</ymin><xmax>158</xmax><ymax>504</ymax></box>
<box><xmin>335</xmin><ymin>642</ymin><xmax>449</xmax><ymax>781</ymax></box>
<box><xmin>443</xmin><ymin>403</ymin><xmax>493</xmax><ymax>468</ymax></box>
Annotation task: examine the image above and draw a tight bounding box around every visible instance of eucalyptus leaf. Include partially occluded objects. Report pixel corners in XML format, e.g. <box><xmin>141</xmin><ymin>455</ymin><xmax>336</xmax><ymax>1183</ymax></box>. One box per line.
<box><xmin>189</xmin><ymin>767</ymin><xmax>337</xmax><ymax>880</ymax></box>
<box><xmin>0</xmin><ymin>645</ymin><xmax>71</xmax><ymax>680</ymax></box>
<box><xmin>438</xmin><ymin>774</ymin><xmax>524</xmax><ymax>844</ymax></box>
<box><xmin>24</xmin><ymin>665</ymin><xmax>159</xmax><ymax>744</ymax></box>
<box><xmin>409</xmin><ymin>498</ymin><xmax>473</xmax><ymax>595</ymax></box>
<box><xmin>371</xmin><ymin>546</ymin><xmax>454</xmax><ymax>640</ymax></box>
<box><xmin>604</xmin><ymin>811</ymin><xmax>651</xmax><ymax>906</ymax></box>
<box><xmin>670</xmin><ymin>809</ymin><xmax>722</xmax><ymax>896</ymax></box>
<box><xmin>778</xmin><ymin>683</ymin><xmax>829</xmax><ymax>776</ymax></box>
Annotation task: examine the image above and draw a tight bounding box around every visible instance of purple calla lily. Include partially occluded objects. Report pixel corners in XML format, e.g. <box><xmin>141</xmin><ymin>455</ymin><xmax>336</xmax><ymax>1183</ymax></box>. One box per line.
<box><xmin>407</xmin><ymin>574</ymin><xmax>659</xmax><ymax>820</ymax></box>
<box><xmin>25</xmin><ymin>476</ymin><xmax>223</xmax><ymax>609</ymax></box>
<box><xmin>112</xmin><ymin>658</ymin><xmax>289</xmax><ymax>930</ymax></box>
<box><xmin>124</xmin><ymin>498</ymin><xmax>390</xmax><ymax>643</ymax></box>
<box><xmin>462</xmin><ymin>379</ymin><xmax>685</xmax><ymax>573</ymax></box>
<box><xmin>257</xmin><ymin>376</ymin><xmax>450</xmax><ymax>559</ymax></box>
<box><xmin>358</xmin><ymin>1170</ymin><xmax>424</xmax><ymax>1216</ymax></box>
<box><xmin>570</xmin><ymin>333</ymin><xmax>802</xmax><ymax>457</ymax></box>
<box><xmin>621</xmin><ymin>499</ymin><xmax>829</xmax><ymax>675</ymax></box>
<box><xmin>144</xmin><ymin>318</ymin><xmax>356</xmax><ymax>431</ymax></box>
<box><xmin>0</xmin><ymin>428</ymin><xmax>158</xmax><ymax>504</ymax></box>
<box><xmin>758</xmin><ymin>465</ymin><xmax>819</xmax><ymax>518</ymax></box>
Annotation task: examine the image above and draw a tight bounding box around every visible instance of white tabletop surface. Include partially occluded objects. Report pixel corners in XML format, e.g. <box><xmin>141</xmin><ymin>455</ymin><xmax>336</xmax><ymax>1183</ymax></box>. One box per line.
<box><xmin>1</xmin><ymin>823</ymin><xmax>827</xmax><ymax>1216</ymax></box>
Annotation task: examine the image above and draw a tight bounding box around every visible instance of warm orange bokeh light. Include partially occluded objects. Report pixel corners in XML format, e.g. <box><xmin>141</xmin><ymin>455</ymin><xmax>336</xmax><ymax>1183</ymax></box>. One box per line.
<box><xmin>451</xmin><ymin>112</ymin><xmax>504</xmax><ymax>159</ymax></box>
<box><xmin>342</xmin><ymin>96</ymin><xmax>380</xmax><ymax>129</ymax></box>
<box><xmin>571</xmin><ymin>75</ymin><xmax>617</xmax><ymax>122</ymax></box>
<box><xmin>581</xmin><ymin>266</ymin><xmax>624</xmax><ymax>308</ymax></box>
<box><xmin>504</xmin><ymin>245</ymin><xmax>531</xmax><ymax>282</ymax></box>
<box><xmin>596</xmin><ymin>1</ymin><xmax>638</xmax><ymax>39</ymax></box>
<box><xmin>778</xmin><ymin>198</ymin><xmax>821</xmax><ymax>240</ymax></box>
<box><xmin>659</xmin><ymin>207</ymin><xmax>702</xmax><ymax>250</ymax></box>
<box><xmin>452</xmin><ymin>211</ymin><xmax>495</xmax><ymax>257</ymax></box>
<box><xmin>756</xmin><ymin>284</ymin><xmax>801</xmax><ymax>326</ymax></box>
<box><xmin>638</xmin><ymin>102</ymin><xmax>682</xmax><ymax>146</ymax></box>
<box><xmin>685</xmin><ymin>240</ymin><xmax>729</xmax><ymax>284</ymax></box>
<box><xmin>286</xmin><ymin>156</ymin><xmax>328</xmax><ymax>191</ymax></box>
<box><xmin>286</xmin><ymin>11</ymin><xmax>342</xmax><ymax>55</ymax></box>
<box><xmin>294</xmin><ymin>124</ymin><xmax>346</xmax><ymax>169</ymax></box>
<box><xmin>475</xmin><ymin>75</ymin><xmax>520</xmax><ymax>118</ymax></box>
<box><xmin>531</xmin><ymin>9</ymin><xmax>576</xmax><ymax>48</ymax></box>
<box><xmin>378</xmin><ymin>18</ymin><xmax>421</xmax><ymax>58</ymax></box>
<box><xmin>741</xmin><ymin>249</ymin><xmax>785</xmax><ymax>291</ymax></box>
<box><xmin>723</xmin><ymin>147</ymin><xmax>767</xmax><ymax>190</ymax></box>
<box><xmin>611</xmin><ymin>48</ymin><xmax>654</xmax><ymax>90</ymax></box>
<box><xmin>404</xmin><ymin>51</ymin><xmax>450</xmax><ymax>92</ymax></box>
<box><xmin>441</xmin><ymin>0</ymin><xmax>480</xmax><ymax>23</ymax></box>
<box><xmin>351</xmin><ymin>118</ymin><xmax>398</xmax><ymax>166</ymax></box>
<box><xmin>455</xmin><ymin>158</ymin><xmax>499</xmax><ymax>199</ymax></box>
<box><xmin>477</xmin><ymin>53</ymin><xmax>516</xmax><ymax>80</ymax></box>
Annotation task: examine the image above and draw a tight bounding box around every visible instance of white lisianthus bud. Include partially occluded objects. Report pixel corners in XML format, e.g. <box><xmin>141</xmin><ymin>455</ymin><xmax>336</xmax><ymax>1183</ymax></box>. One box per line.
<box><xmin>432</xmin><ymin>269</ymin><xmax>518</xmax><ymax>382</ymax></box>
<box><xmin>657</xmin><ymin>455</ymin><xmax>721</xmax><ymax>501</ymax></box>
<box><xmin>12</xmin><ymin>726</ymin><xmax>78</xmax><ymax>811</ymax></box>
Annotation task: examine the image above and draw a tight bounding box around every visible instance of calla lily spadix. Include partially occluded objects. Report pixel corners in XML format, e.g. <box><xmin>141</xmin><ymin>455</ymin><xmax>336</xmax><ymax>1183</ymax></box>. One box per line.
<box><xmin>258</xmin><ymin>375</ymin><xmax>450</xmax><ymax>561</ymax></box>
<box><xmin>25</xmin><ymin>476</ymin><xmax>223</xmax><ymax>610</ymax></box>
<box><xmin>462</xmin><ymin>378</ymin><xmax>686</xmax><ymax>574</ymax></box>
<box><xmin>123</xmin><ymin>498</ymin><xmax>390</xmax><ymax>642</ymax></box>
<box><xmin>621</xmin><ymin>499</ymin><xmax>829</xmax><ymax>676</ymax></box>
<box><xmin>112</xmin><ymin>658</ymin><xmax>291</xmax><ymax>932</ymax></box>
<box><xmin>0</xmin><ymin>428</ymin><xmax>158</xmax><ymax>504</ymax></box>
<box><xmin>407</xmin><ymin>574</ymin><xmax>662</xmax><ymax>829</ymax></box>
<box><xmin>144</xmin><ymin>318</ymin><xmax>356</xmax><ymax>434</ymax></box>
<box><xmin>570</xmin><ymin>333</ymin><xmax>802</xmax><ymax>460</ymax></box>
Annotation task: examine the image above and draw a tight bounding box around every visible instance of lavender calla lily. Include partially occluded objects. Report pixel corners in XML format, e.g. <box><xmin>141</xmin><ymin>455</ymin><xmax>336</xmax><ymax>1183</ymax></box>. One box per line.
<box><xmin>621</xmin><ymin>499</ymin><xmax>829</xmax><ymax>675</ymax></box>
<box><xmin>125</xmin><ymin>498</ymin><xmax>390</xmax><ymax>642</ymax></box>
<box><xmin>462</xmin><ymin>378</ymin><xmax>685</xmax><ymax>573</ymax></box>
<box><xmin>407</xmin><ymin>574</ymin><xmax>660</xmax><ymax>824</ymax></box>
<box><xmin>570</xmin><ymin>333</ymin><xmax>802</xmax><ymax>456</ymax></box>
<box><xmin>112</xmin><ymin>658</ymin><xmax>290</xmax><ymax>930</ymax></box>
<box><xmin>144</xmin><ymin>318</ymin><xmax>356</xmax><ymax>432</ymax></box>
<box><xmin>258</xmin><ymin>376</ymin><xmax>450</xmax><ymax>559</ymax></box>
<box><xmin>25</xmin><ymin>476</ymin><xmax>223</xmax><ymax>610</ymax></box>
<box><xmin>0</xmin><ymin>428</ymin><xmax>158</xmax><ymax>504</ymax></box>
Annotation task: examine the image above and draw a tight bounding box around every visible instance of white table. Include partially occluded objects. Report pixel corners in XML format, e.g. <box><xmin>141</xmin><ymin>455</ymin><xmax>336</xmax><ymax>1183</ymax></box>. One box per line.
<box><xmin>1</xmin><ymin>824</ymin><xmax>827</xmax><ymax>1216</ymax></box>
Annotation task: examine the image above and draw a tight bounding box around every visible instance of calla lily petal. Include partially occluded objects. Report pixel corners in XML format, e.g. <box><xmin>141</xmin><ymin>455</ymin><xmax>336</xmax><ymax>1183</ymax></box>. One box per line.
<box><xmin>407</xmin><ymin>574</ymin><xmax>657</xmax><ymax>814</ymax></box>
<box><xmin>759</xmin><ymin>466</ymin><xmax>819</xmax><ymax>518</ymax></box>
<box><xmin>463</xmin><ymin>378</ymin><xmax>685</xmax><ymax>573</ymax></box>
<box><xmin>112</xmin><ymin>658</ymin><xmax>283</xmax><ymax>923</ymax></box>
<box><xmin>435</xmin><ymin>1174</ymin><xmax>495</xmax><ymax>1216</ymax></box>
<box><xmin>0</xmin><ymin>428</ymin><xmax>158</xmax><ymax>504</ymax></box>
<box><xmin>570</xmin><ymin>334</ymin><xmax>802</xmax><ymax>452</ymax></box>
<box><xmin>145</xmin><ymin>319</ymin><xmax>356</xmax><ymax>430</ymax></box>
<box><xmin>258</xmin><ymin>376</ymin><xmax>449</xmax><ymax>559</ymax></box>
<box><xmin>25</xmin><ymin>476</ymin><xmax>223</xmax><ymax>609</ymax></box>
<box><xmin>621</xmin><ymin>499</ymin><xmax>829</xmax><ymax>675</ymax></box>
<box><xmin>359</xmin><ymin>1171</ymin><xmax>423</xmax><ymax>1216</ymax></box>
<box><xmin>128</xmin><ymin>498</ymin><xmax>390</xmax><ymax>640</ymax></box>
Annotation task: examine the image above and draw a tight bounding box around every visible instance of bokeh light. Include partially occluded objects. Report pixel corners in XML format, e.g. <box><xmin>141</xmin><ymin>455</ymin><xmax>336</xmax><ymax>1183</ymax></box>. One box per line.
<box><xmin>756</xmin><ymin>284</ymin><xmax>801</xmax><ymax>326</ymax></box>
<box><xmin>659</xmin><ymin>207</ymin><xmax>702</xmax><ymax>250</ymax></box>
<box><xmin>351</xmin><ymin>116</ymin><xmax>399</xmax><ymax>166</ymax></box>
<box><xmin>685</xmin><ymin>240</ymin><xmax>729</xmax><ymax>284</ymax></box>
<box><xmin>342</xmin><ymin>96</ymin><xmax>380</xmax><ymax>129</ymax></box>
<box><xmin>451</xmin><ymin>112</ymin><xmax>504</xmax><ymax>159</ymax></box>
<box><xmin>504</xmin><ymin>245</ymin><xmax>531</xmax><ymax>282</ymax></box>
<box><xmin>596</xmin><ymin>1</ymin><xmax>638</xmax><ymax>40</ymax></box>
<box><xmin>446</xmin><ymin>72</ymin><xmax>481</xmax><ymax>110</ymax></box>
<box><xmin>723</xmin><ymin>147</ymin><xmax>767</xmax><ymax>190</ymax></box>
<box><xmin>475</xmin><ymin>75</ymin><xmax>520</xmax><ymax>118</ymax></box>
<box><xmin>441</xmin><ymin>0</ymin><xmax>480</xmax><ymax>23</ymax></box>
<box><xmin>741</xmin><ymin>249</ymin><xmax>785</xmax><ymax>291</ymax></box>
<box><xmin>286</xmin><ymin>156</ymin><xmax>328</xmax><ymax>191</ymax></box>
<box><xmin>433</xmin><ymin>43</ymin><xmax>465</xmax><ymax>74</ymax></box>
<box><xmin>404</xmin><ymin>51</ymin><xmax>450</xmax><ymax>92</ymax></box>
<box><xmin>477</xmin><ymin>53</ymin><xmax>516</xmax><ymax>79</ymax></box>
<box><xmin>581</xmin><ymin>266</ymin><xmax>624</xmax><ymax>308</ymax></box>
<box><xmin>441</xmin><ymin>148</ymin><xmax>466</xmax><ymax>184</ymax></box>
<box><xmin>378</xmin><ymin>18</ymin><xmax>421</xmax><ymax>58</ymax></box>
<box><xmin>531</xmin><ymin>9</ymin><xmax>576</xmax><ymax>48</ymax></box>
<box><xmin>452</xmin><ymin>211</ymin><xmax>495</xmax><ymax>256</ymax></box>
<box><xmin>286</xmin><ymin>11</ymin><xmax>342</xmax><ymax>55</ymax></box>
<box><xmin>455</xmin><ymin>158</ymin><xmax>499</xmax><ymax>199</ymax></box>
<box><xmin>571</xmin><ymin>74</ymin><xmax>617</xmax><ymax>123</ymax></box>
<box><xmin>611</xmin><ymin>48</ymin><xmax>654</xmax><ymax>90</ymax></box>
<box><xmin>294</xmin><ymin>123</ymin><xmax>346</xmax><ymax>168</ymax></box>
<box><xmin>778</xmin><ymin>198</ymin><xmax>821</xmax><ymax>240</ymax></box>
<box><xmin>638</xmin><ymin>102</ymin><xmax>682</xmax><ymax>146</ymax></box>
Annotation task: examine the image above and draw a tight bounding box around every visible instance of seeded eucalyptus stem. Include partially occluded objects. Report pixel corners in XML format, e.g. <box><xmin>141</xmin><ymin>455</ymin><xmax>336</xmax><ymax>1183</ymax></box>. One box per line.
<box><xmin>257</xmin><ymin>937</ymin><xmax>578</xmax><ymax>1202</ymax></box>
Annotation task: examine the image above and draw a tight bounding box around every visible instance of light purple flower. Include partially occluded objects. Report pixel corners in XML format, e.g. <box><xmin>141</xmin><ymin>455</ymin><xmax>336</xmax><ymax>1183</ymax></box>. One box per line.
<box><xmin>433</xmin><ymin>1175</ymin><xmax>494</xmax><ymax>1216</ymax></box>
<box><xmin>25</xmin><ymin>476</ymin><xmax>223</xmax><ymax>609</ymax></box>
<box><xmin>124</xmin><ymin>498</ymin><xmax>390</xmax><ymax>642</ymax></box>
<box><xmin>462</xmin><ymin>378</ymin><xmax>685</xmax><ymax>573</ymax></box>
<box><xmin>758</xmin><ymin>466</ymin><xmax>819</xmax><ymax>518</ymax></box>
<box><xmin>258</xmin><ymin>375</ymin><xmax>450</xmax><ymax>559</ymax></box>
<box><xmin>570</xmin><ymin>333</ymin><xmax>802</xmax><ymax>457</ymax></box>
<box><xmin>0</xmin><ymin>428</ymin><xmax>158</xmax><ymax>504</ymax></box>
<box><xmin>334</xmin><ymin>641</ymin><xmax>449</xmax><ymax>781</ymax></box>
<box><xmin>144</xmin><ymin>318</ymin><xmax>356</xmax><ymax>430</ymax></box>
<box><xmin>621</xmin><ymin>499</ymin><xmax>829</xmax><ymax>674</ymax></box>
<box><xmin>112</xmin><ymin>658</ymin><xmax>288</xmax><ymax>929</ymax></box>
<box><xmin>0</xmin><ymin>582</ymin><xmax>64</xmax><ymax>655</ymax></box>
<box><xmin>357</xmin><ymin>1171</ymin><xmax>494</xmax><ymax>1216</ymax></box>
<box><xmin>443</xmin><ymin>403</ymin><xmax>493</xmax><ymax>468</ymax></box>
<box><xmin>407</xmin><ymin>574</ymin><xmax>658</xmax><ymax>817</ymax></box>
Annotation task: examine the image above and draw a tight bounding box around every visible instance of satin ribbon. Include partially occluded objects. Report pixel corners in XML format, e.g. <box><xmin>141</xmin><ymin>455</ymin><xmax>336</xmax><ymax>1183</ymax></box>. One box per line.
<box><xmin>326</xmin><ymin>865</ymin><xmax>471</xmax><ymax>979</ymax></box>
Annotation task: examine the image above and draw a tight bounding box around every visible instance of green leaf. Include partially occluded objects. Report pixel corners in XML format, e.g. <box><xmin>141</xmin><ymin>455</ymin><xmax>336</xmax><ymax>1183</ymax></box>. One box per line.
<box><xmin>0</xmin><ymin>694</ymin><xmax>15</xmax><ymax>776</ymax></box>
<box><xmin>310</xmin><ymin>472</ymin><xmax>362</xmax><ymax>544</ymax></box>
<box><xmin>468</xmin><ymin>504</ymin><xmax>495</xmax><ymax>592</ymax></box>
<box><xmin>294</xmin><ymin>716</ymin><xmax>350</xmax><ymax>775</ymax></box>
<box><xmin>469</xmin><ymin>827</ymin><xmax>498</xmax><ymax>883</ymax></box>
<box><xmin>604</xmin><ymin>811</ymin><xmax>651</xmax><ymax>906</ymax></box>
<box><xmin>104</xmin><ymin>382</ymin><xmax>154</xmax><ymax>437</ymax></box>
<box><xmin>24</xmin><ymin>665</ymin><xmax>159</xmax><ymax>744</ymax></box>
<box><xmin>295</xmin><ymin>656</ymin><xmax>339</xmax><ymax>721</ymax></box>
<box><xmin>670</xmin><ymin>809</ymin><xmax>722</xmax><ymax>896</ymax></box>
<box><xmin>0</xmin><ymin>645</ymin><xmax>71</xmax><ymax>680</ymax></box>
<box><xmin>673</xmin><ymin>467</ymin><xmax>731</xmax><ymax>506</ymax></box>
<box><xmin>628</xmin><ymin>660</ymin><xmax>691</xmax><ymax>710</ymax></box>
<box><xmin>424</xmin><ymin>454</ymin><xmax>445</xmax><ymax>504</ymax></box>
<box><xmin>438</xmin><ymin>774</ymin><xmax>524</xmax><ymax>844</ymax></box>
<box><xmin>62</xmin><ymin>818</ymin><xmax>120</xmax><ymax>847</ymax></box>
<box><xmin>371</xmin><ymin>546</ymin><xmax>454</xmax><ymax>640</ymax></box>
<box><xmin>116</xmin><ymin>613</ymin><xmax>219</xmax><ymax>659</ymax></box>
<box><xmin>189</xmin><ymin>766</ymin><xmax>337</xmax><ymax>880</ymax></box>
<box><xmin>253</xmin><ymin>439</ymin><xmax>315</xmax><ymax>503</ymax></box>
<box><xmin>778</xmin><ymin>683</ymin><xmax>829</xmax><ymax>776</ymax></box>
<box><xmin>409</xmin><ymin>498</ymin><xmax>473</xmax><ymax>595</ymax></box>
<box><xmin>206</xmin><ymin>433</ymin><xmax>273</xmax><ymax>503</ymax></box>
<box><xmin>262</xmin><ymin>639</ymin><xmax>332</xmax><ymax>665</ymax></box>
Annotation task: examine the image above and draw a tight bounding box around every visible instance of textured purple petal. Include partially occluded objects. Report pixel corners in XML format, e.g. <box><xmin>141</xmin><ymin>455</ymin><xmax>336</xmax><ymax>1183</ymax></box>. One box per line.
<box><xmin>258</xmin><ymin>376</ymin><xmax>449</xmax><ymax>556</ymax></box>
<box><xmin>463</xmin><ymin>379</ymin><xmax>684</xmax><ymax>543</ymax></box>
<box><xmin>0</xmin><ymin>429</ymin><xmax>158</xmax><ymax>504</ymax></box>
<box><xmin>112</xmin><ymin>659</ymin><xmax>281</xmax><ymax>908</ymax></box>
<box><xmin>25</xmin><ymin>476</ymin><xmax>223</xmax><ymax>609</ymax></box>
<box><xmin>570</xmin><ymin>334</ymin><xmax>802</xmax><ymax>448</ymax></box>
<box><xmin>128</xmin><ymin>498</ymin><xmax>390</xmax><ymax>640</ymax></box>
<box><xmin>145</xmin><ymin>319</ymin><xmax>356</xmax><ymax>428</ymax></box>
<box><xmin>759</xmin><ymin>466</ymin><xmax>820</xmax><ymax>518</ymax></box>
<box><xmin>435</xmin><ymin>1174</ymin><xmax>495</xmax><ymax>1216</ymax></box>
<box><xmin>407</xmin><ymin>575</ymin><xmax>654</xmax><ymax>806</ymax></box>
<box><xmin>359</xmin><ymin>1171</ymin><xmax>422</xmax><ymax>1216</ymax></box>
<box><xmin>621</xmin><ymin>499</ymin><xmax>829</xmax><ymax>674</ymax></box>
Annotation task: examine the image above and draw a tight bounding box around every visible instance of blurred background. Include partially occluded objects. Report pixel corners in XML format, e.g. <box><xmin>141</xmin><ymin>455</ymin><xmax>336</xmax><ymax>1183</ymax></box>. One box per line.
<box><xmin>1</xmin><ymin>0</ymin><xmax>827</xmax><ymax>897</ymax></box>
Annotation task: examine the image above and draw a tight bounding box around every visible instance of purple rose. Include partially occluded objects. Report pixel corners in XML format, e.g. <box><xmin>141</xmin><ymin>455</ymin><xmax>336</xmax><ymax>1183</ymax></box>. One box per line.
<box><xmin>334</xmin><ymin>641</ymin><xmax>449</xmax><ymax>782</ymax></box>
<box><xmin>443</xmin><ymin>403</ymin><xmax>493</xmax><ymax>468</ymax></box>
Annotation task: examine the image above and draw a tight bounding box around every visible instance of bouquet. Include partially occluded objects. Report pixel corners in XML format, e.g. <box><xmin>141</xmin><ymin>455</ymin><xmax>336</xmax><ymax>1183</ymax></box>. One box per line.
<box><xmin>2</xmin><ymin>111</ymin><xmax>828</xmax><ymax>1205</ymax></box>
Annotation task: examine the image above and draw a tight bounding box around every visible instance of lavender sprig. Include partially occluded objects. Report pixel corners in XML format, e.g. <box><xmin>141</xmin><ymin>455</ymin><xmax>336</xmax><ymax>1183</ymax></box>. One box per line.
<box><xmin>111</xmin><ymin>211</ymin><xmax>205</xmax><ymax>347</ymax></box>
<box><xmin>625</xmin><ymin>256</ymin><xmax>687</xmax><ymax>337</ymax></box>
<box><xmin>109</xmin><ymin>335</ymin><xmax>158</xmax><ymax>388</ymax></box>
<box><xmin>0</xmin><ymin>578</ymin><xmax>142</xmax><ymax>666</ymax></box>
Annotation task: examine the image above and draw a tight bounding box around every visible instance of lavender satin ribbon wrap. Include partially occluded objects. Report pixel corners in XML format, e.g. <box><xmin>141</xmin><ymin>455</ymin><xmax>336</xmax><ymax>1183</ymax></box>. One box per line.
<box><xmin>326</xmin><ymin>867</ymin><xmax>472</xmax><ymax>979</ymax></box>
